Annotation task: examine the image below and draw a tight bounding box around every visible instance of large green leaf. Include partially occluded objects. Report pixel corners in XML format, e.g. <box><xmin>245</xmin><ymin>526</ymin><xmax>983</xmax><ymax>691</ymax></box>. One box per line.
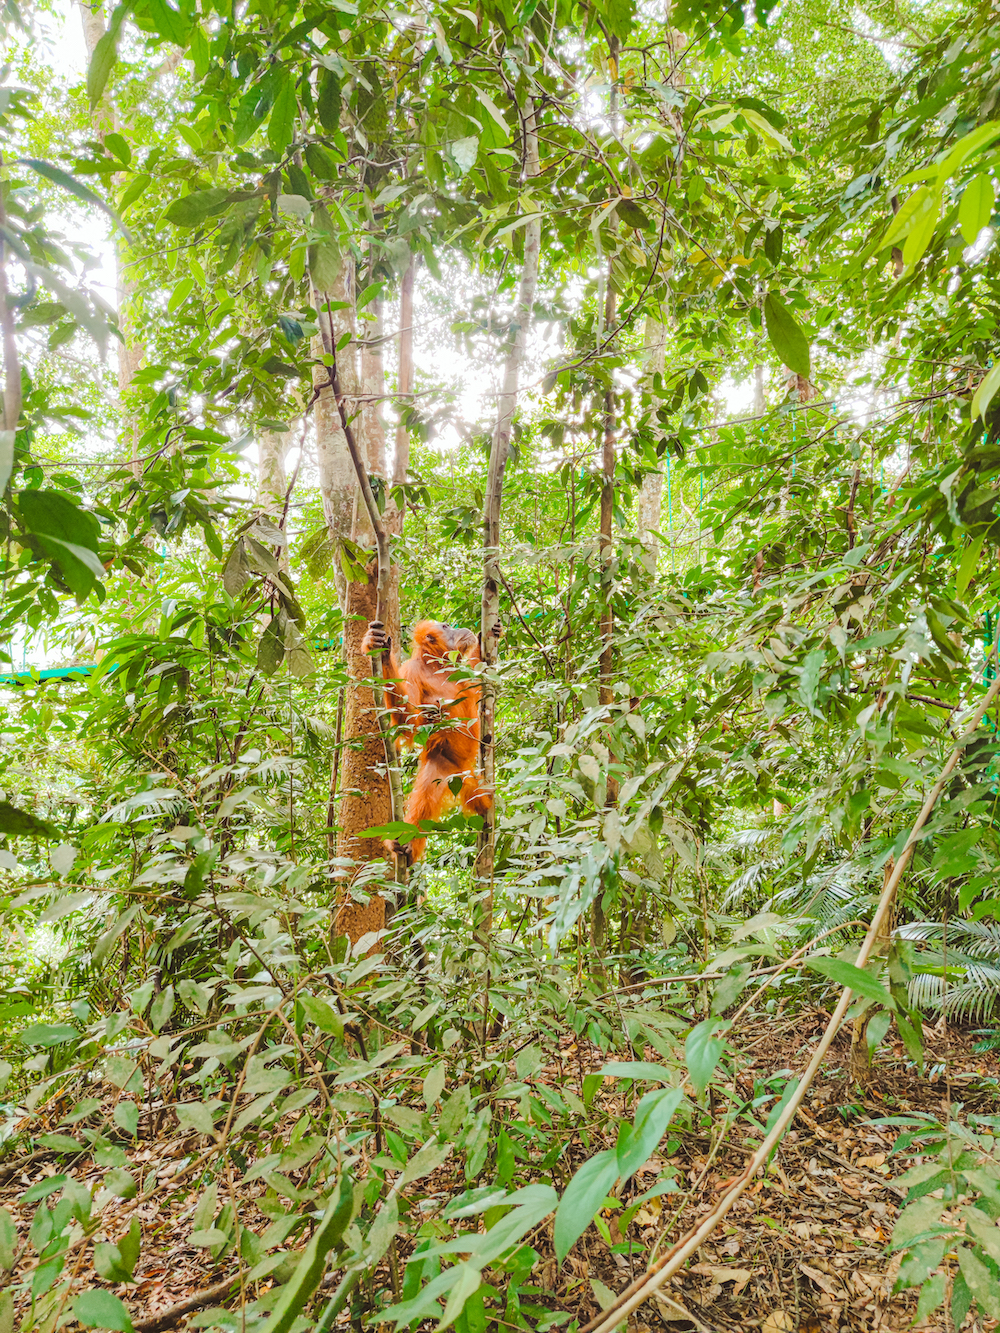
<box><xmin>268</xmin><ymin>68</ymin><xmax>297</xmax><ymax>154</ymax></box>
<box><xmin>554</xmin><ymin>1149</ymin><xmax>619</xmax><ymax>1262</ymax></box>
<box><xmin>685</xmin><ymin>1018</ymin><xmax>729</xmax><ymax>1095</ymax></box>
<box><xmin>804</xmin><ymin>956</ymin><xmax>893</xmax><ymax>1006</ymax></box>
<box><xmin>87</xmin><ymin>3</ymin><xmax>129</xmax><ymax>109</ymax></box>
<box><xmin>19</xmin><ymin>489</ymin><xmax>101</xmax><ymax>550</ymax></box>
<box><xmin>959</xmin><ymin>174</ymin><xmax>994</xmax><ymax>245</ymax></box>
<box><xmin>259</xmin><ymin>1174</ymin><xmax>354</xmax><ymax>1333</ymax></box>
<box><xmin>763</xmin><ymin>291</ymin><xmax>810</xmax><ymax>377</ymax></box>
<box><xmin>140</xmin><ymin>0</ymin><xmax>191</xmax><ymax>44</ymax></box>
<box><xmin>971</xmin><ymin>363</ymin><xmax>1000</xmax><ymax>422</ymax></box>
<box><xmin>0</xmin><ymin>802</ymin><xmax>58</xmax><ymax>839</ymax></box>
<box><xmin>163</xmin><ymin>189</ymin><xmax>233</xmax><ymax>227</ymax></box>
<box><xmin>21</xmin><ymin>1023</ymin><xmax>79</xmax><ymax>1046</ymax></box>
<box><xmin>616</xmin><ymin>1087</ymin><xmax>683</xmax><ymax>1179</ymax></box>
<box><xmin>74</xmin><ymin>1290</ymin><xmax>133</xmax><ymax>1332</ymax></box>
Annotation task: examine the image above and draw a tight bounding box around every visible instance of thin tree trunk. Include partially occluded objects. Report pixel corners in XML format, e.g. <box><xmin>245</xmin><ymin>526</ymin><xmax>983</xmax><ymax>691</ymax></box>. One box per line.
<box><xmin>310</xmin><ymin>257</ymin><xmax>358</xmax><ymax>613</ymax></box>
<box><xmin>256</xmin><ymin>430</ymin><xmax>288</xmax><ymax>515</ymax></box>
<box><xmin>477</xmin><ymin>91</ymin><xmax>541</xmax><ymax>937</ymax></box>
<box><xmin>388</xmin><ymin>253</ymin><xmax>415</xmax><ymax>536</ymax></box>
<box><xmin>598</xmin><ymin>266</ymin><xmax>616</xmax><ymax>712</ymax></box>
<box><xmin>77</xmin><ymin>0</ymin><xmax>145</xmax><ymax>481</ymax></box>
<box><xmin>636</xmin><ymin>313</ymin><xmax>666</xmax><ymax>574</ymax></box>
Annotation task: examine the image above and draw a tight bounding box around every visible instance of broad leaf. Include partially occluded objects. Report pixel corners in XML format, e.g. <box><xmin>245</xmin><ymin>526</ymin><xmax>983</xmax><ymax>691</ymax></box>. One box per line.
<box><xmin>763</xmin><ymin>291</ymin><xmax>810</xmax><ymax>377</ymax></box>
<box><xmin>554</xmin><ymin>1149</ymin><xmax>619</xmax><ymax>1262</ymax></box>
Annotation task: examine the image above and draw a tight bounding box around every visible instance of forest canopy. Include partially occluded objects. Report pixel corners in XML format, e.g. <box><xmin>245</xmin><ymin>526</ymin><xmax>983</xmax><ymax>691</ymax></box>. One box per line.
<box><xmin>3</xmin><ymin>0</ymin><xmax>1000</xmax><ymax>1330</ymax></box>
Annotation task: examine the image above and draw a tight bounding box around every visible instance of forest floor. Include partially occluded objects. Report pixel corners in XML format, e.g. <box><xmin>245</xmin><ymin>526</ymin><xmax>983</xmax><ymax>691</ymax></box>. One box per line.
<box><xmin>3</xmin><ymin>1009</ymin><xmax>998</xmax><ymax>1333</ymax></box>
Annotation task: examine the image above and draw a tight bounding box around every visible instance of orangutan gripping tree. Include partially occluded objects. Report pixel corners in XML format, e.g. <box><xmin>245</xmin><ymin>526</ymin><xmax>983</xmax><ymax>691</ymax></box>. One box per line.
<box><xmin>361</xmin><ymin>620</ymin><xmax>491</xmax><ymax>863</ymax></box>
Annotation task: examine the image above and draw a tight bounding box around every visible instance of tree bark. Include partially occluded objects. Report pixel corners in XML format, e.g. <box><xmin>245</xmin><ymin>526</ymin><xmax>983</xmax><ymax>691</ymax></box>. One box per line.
<box><xmin>636</xmin><ymin>313</ymin><xmax>666</xmax><ymax>574</ymax></box>
<box><xmin>310</xmin><ymin>256</ymin><xmax>359</xmax><ymax>613</ymax></box>
<box><xmin>315</xmin><ymin>264</ymin><xmax>401</xmax><ymax>946</ymax></box>
<box><xmin>77</xmin><ymin>0</ymin><xmax>145</xmax><ymax>480</ymax></box>
<box><xmin>477</xmin><ymin>92</ymin><xmax>541</xmax><ymax>934</ymax></box>
<box><xmin>256</xmin><ymin>430</ymin><xmax>288</xmax><ymax>515</ymax></box>
<box><xmin>388</xmin><ymin>253</ymin><xmax>415</xmax><ymax>536</ymax></box>
<box><xmin>598</xmin><ymin>266</ymin><xmax>617</xmax><ymax>711</ymax></box>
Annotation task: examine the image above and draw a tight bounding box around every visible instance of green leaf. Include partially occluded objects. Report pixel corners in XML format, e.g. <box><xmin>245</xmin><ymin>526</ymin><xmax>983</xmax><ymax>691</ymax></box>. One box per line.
<box><xmin>0</xmin><ymin>1206</ymin><xmax>15</xmax><ymax>1270</ymax></box>
<box><xmin>685</xmin><ymin>1018</ymin><xmax>729</xmax><ymax>1095</ymax></box>
<box><xmin>881</xmin><ymin>186</ymin><xmax>935</xmax><ymax>251</ymax></box>
<box><xmin>17</xmin><ymin>158</ymin><xmax>132</xmax><ymax>241</ymax></box>
<box><xmin>957</xmin><ymin>1242</ymin><xmax>1000</xmax><ymax>1318</ymax></box>
<box><xmin>268</xmin><ymin>69</ymin><xmax>297</xmax><ymax>155</ymax></box>
<box><xmin>74</xmin><ymin>1289</ymin><xmax>134</xmax><ymax>1332</ymax></box>
<box><xmin>305</xmin><ymin>143</ymin><xmax>338</xmax><ymax>181</ymax></box>
<box><xmin>804</xmin><ymin>956</ymin><xmax>893</xmax><ymax>1006</ymax></box>
<box><xmin>317</xmin><ymin>69</ymin><xmax>341</xmax><ymax>132</ymax></box>
<box><xmin>36</xmin><ymin>1133</ymin><xmax>85</xmax><ymax>1152</ymax></box>
<box><xmin>88</xmin><ymin>5</ymin><xmax>128</xmax><ymax>110</ymax></box>
<box><xmin>901</xmin><ymin>191</ymin><xmax>941</xmax><ymax>270</ymax></box>
<box><xmin>616</xmin><ymin>1087</ymin><xmax>683</xmax><ymax>1179</ymax></box>
<box><xmin>936</xmin><ymin>123</ymin><xmax>1000</xmax><ymax>182</ymax></box>
<box><xmin>299</xmin><ymin>994</ymin><xmax>343</xmax><ymax>1037</ymax></box>
<box><xmin>19</xmin><ymin>488</ymin><xmax>101</xmax><ymax>550</ymax></box>
<box><xmin>142</xmin><ymin>0</ymin><xmax>190</xmax><ymax>44</ymax></box>
<box><xmin>94</xmin><ymin>1242</ymin><xmax>130</xmax><ymax>1283</ymax></box>
<box><xmin>617</xmin><ymin>198</ymin><xmax>651</xmax><ymax>230</ymax></box>
<box><xmin>0</xmin><ymin>1292</ymin><xmax>12</xmax><ymax>1333</ymax></box>
<box><xmin>163</xmin><ymin>189</ymin><xmax>233</xmax><ymax>227</ymax></box>
<box><xmin>118</xmin><ymin>1219</ymin><xmax>141</xmax><ymax>1279</ymax></box>
<box><xmin>915</xmin><ymin>1273</ymin><xmax>946</xmax><ymax>1322</ymax></box>
<box><xmin>740</xmin><ymin>106</ymin><xmax>794</xmax><ymax>152</ymax></box>
<box><xmin>763</xmin><ymin>291</ymin><xmax>810</xmax><ymax>377</ymax></box>
<box><xmin>175</xmin><ymin>1102</ymin><xmax>219</xmax><ymax>1136</ymax></box>
<box><xmin>309</xmin><ymin>236</ymin><xmax>341</xmax><ymax>291</ymax></box>
<box><xmin>597</xmin><ymin>1061</ymin><xmax>670</xmax><ymax>1081</ymax></box>
<box><xmin>959</xmin><ymin>174</ymin><xmax>994</xmax><ymax>245</ymax></box>
<box><xmin>36</xmin><ymin>535</ymin><xmax>106</xmax><ymax>599</ymax></box>
<box><xmin>257</xmin><ymin>616</ymin><xmax>285</xmax><ymax>676</ymax></box>
<box><xmin>711</xmin><ymin>963</ymin><xmax>752</xmax><ymax>1015</ymax></box>
<box><xmin>104</xmin><ymin>1168</ymin><xmax>137</xmax><ymax>1199</ymax></box>
<box><xmin>114</xmin><ymin>1101</ymin><xmax>140</xmax><ymax>1137</ymax></box>
<box><xmin>0</xmin><ymin>802</ymin><xmax>58</xmax><ymax>839</ymax></box>
<box><xmin>957</xmin><ymin>533</ymin><xmax>986</xmax><ymax>596</ymax></box>
<box><xmin>259</xmin><ymin>1175</ymin><xmax>354</xmax><ymax>1333</ymax></box>
<box><xmin>554</xmin><ymin>1149</ymin><xmax>619</xmax><ymax>1263</ymax></box>
<box><xmin>972</xmin><ymin>363</ymin><xmax>1000</xmax><ymax>422</ymax></box>
<box><xmin>119</xmin><ymin>173</ymin><xmax>151</xmax><ymax>212</ymax></box>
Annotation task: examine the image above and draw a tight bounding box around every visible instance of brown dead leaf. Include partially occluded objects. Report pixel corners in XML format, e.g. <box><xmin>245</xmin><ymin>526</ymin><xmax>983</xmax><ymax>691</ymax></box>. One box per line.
<box><xmin>799</xmin><ymin>1261</ymin><xmax>840</xmax><ymax>1296</ymax></box>
<box><xmin>761</xmin><ymin>1313</ymin><xmax>795</xmax><ymax>1333</ymax></box>
<box><xmin>688</xmin><ymin>1263</ymin><xmax>753</xmax><ymax>1295</ymax></box>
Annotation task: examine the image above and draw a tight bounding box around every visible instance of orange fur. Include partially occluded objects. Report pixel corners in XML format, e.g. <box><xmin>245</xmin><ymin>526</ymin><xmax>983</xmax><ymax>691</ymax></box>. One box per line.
<box><xmin>361</xmin><ymin>619</ymin><xmax>491</xmax><ymax>862</ymax></box>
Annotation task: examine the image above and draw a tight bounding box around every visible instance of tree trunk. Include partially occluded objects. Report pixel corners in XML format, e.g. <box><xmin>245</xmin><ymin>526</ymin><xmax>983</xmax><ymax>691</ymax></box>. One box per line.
<box><xmin>849</xmin><ymin>857</ymin><xmax>895</xmax><ymax>1085</ymax></box>
<box><xmin>477</xmin><ymin>92</ymin><xmax>541</xmax><ymax>936</ymax></box>
<box><xmin>388</xmin><ymin>253</ymin><xmax>415</xmax><ymax>536</ymax></box>
<box><xmin>334</xmin><ymin>571</ymin><xmax>391</xmax><ymax>944</ymax></box>
<box><xmin>598</xmin><ymin>266</ymin><xmax>617</xmax><ymax>711</ymax></box>
<box><xmin>311</xmin><ymin>256</ymin><xmax>359</xmax><ymax>613</ymax></box>
<box><xmin>321</xmin><ymin>271</ymin><xmax>399</xmax><ymax>947</ymax></box>
<box><xmin>256</xmin><ymin>430</ymin><xmax>288</xmax><ymax>516</ymax></box>
<box><xmin>636</xmin><ymin>313</ymin><xmax>666</xmax><ymax>574</ymax></box>
<box><xmin>77</xmin><ymin>0</ymin><xmax>145</xmax><ymax>480</ymax></box>
<box><xmin>356</xmin><ymin>291</ymin><xmax>401</xmax><ymax>649</ymax></box>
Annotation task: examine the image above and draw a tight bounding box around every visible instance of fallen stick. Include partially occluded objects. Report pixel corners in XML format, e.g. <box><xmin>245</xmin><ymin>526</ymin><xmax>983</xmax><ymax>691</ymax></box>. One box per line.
<box><xmin>580</xmin><ymin>665</ymin><xmax>1000</xmax><ymax>1333</ymax></box>
<box><xmin>133</xmin><ymin>1270</ymin><xmax>248</xmax><ymax>1333</ymax></box>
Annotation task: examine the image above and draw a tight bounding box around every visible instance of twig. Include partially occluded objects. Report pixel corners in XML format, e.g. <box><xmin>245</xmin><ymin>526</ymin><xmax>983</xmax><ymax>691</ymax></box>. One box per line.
<box><xmin>133</xmin><ymin>1270</ymin><xmax>249</xmax><ymax>1333</ymax></box>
